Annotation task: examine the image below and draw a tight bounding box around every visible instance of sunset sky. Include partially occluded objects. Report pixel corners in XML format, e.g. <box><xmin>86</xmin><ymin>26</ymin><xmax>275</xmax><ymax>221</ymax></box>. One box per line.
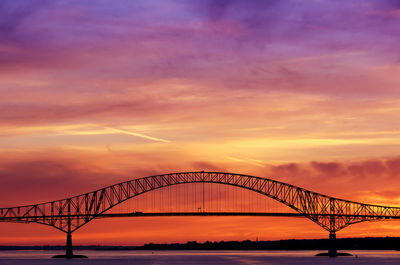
<box><xmin>1</xmin><ymin>0</ymin><xmax>400</xmax><ymax>245</ymax></box>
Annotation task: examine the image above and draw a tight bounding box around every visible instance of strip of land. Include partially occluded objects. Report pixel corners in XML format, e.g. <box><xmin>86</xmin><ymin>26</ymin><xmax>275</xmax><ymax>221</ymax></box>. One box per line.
<box><xmin>1</xmin><ymin>237</ymin><xmax>400</xmax><ymax>251</ymax></box>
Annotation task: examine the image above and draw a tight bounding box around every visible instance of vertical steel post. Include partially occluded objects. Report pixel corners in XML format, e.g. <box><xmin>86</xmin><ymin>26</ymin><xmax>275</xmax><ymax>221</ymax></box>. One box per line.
<box><xmin>329</xmin><ymin>198</ymin><xmax>337</xmax><ymax>257</ymax></box>
<box><xmin>66</xmin><ymin>199</ymin><xmax>73</xmax><ymax>258</ymax></box>
<box><xmin>202</xmin><ymin>181</ymin><xmax>205</xmax><ymax>213</ymax></box>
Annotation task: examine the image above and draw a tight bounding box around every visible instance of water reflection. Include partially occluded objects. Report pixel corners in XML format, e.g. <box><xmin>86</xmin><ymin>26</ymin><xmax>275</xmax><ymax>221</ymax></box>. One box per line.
<box><xmin>0</xmin><ymin>250</ymin><xmax>399</xmax><ymax>264</ymax></box>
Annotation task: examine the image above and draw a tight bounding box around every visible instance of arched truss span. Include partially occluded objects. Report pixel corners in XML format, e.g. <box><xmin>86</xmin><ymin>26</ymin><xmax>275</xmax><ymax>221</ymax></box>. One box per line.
<box><xmin>1</xmin><ymin>172</ymin><xmax>400</xmax><ymax>233</ymax></box>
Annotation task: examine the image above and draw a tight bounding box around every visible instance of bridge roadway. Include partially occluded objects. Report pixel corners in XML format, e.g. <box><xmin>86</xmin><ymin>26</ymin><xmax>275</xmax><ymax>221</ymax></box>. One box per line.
<box><xmin>3</xmin><ymin>211</ymin><xmax>400</xmax><ymax>221</ymax></box>
<box><xmin>95</xmin><ymin>211</ymin><xmax>400</xmax><ymax>219</ymax></box>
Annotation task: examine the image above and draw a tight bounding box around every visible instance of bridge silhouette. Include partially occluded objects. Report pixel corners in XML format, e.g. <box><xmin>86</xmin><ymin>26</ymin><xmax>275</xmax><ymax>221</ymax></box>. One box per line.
<box><xmin>1</xmin><ymin>171</ymin><xmax>400</xmax><ymax>258</ymax></box>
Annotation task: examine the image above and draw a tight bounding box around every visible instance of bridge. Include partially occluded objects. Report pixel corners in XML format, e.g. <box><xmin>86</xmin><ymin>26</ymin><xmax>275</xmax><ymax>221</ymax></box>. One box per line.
<box><xmin>1</xmin><ymin>171</ymin><xmax>400</xmax><ymax>258</ymax></box>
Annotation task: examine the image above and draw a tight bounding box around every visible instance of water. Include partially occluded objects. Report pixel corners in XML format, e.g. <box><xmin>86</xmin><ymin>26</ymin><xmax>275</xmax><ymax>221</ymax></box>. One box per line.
<box><xmin>0</xmin><ymin>250</ymin><xmax>400</xmax><ymax>264</ymax></box>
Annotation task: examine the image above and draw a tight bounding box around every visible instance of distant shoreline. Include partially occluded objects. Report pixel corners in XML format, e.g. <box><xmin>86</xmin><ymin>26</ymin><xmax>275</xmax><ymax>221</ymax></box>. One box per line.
<box><xmin>1</xmin><ymin>237</ymin><xmax>400</xmax><ymax>251</ymax></box>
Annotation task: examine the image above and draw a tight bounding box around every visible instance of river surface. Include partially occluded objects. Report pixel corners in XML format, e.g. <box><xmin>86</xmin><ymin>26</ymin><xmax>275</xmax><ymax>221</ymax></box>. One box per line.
<box><xmin>0</xmin><ymin>250</ymin><xmax>400</xmax><ymax>264</ymax></box>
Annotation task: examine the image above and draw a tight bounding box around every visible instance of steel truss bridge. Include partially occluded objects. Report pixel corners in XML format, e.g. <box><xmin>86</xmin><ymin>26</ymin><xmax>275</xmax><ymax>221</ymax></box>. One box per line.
<box><xmin>1</xmin><ymin>171</ymin><xmax>400</xmax><ymax>258</ymax></box>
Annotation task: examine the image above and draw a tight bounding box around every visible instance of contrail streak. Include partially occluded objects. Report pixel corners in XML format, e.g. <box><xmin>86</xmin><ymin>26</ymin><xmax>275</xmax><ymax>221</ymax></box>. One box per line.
<box><xmin>102</xmin><ymin>126</ymin><xmax>171</xmax><ymax>143</ymax></box>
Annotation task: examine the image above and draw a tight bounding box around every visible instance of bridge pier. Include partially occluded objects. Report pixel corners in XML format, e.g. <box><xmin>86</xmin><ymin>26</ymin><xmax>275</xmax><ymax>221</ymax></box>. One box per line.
<box><xmin>328</xmin><ymin>232</ymin><xmax>337</xmax><ymax>257</ymax></box>
<box><xmin>316</xmin><ymin>232</ymin><xmax>338</xmax><ymax>257</ymax></box>
<box><xmin>316</xmin><ymin>232</ymin><xmax>351</xmax><ymax>257</ymax></box>
<box><xmin>52</xmin><ymin>232</ymin><xmax>87</xmax><ymax>259</ymax></box>
<box><xmin>66</xmin><ymin>233</ymin><xmax>73</xmax><ymax>258</ymax></box>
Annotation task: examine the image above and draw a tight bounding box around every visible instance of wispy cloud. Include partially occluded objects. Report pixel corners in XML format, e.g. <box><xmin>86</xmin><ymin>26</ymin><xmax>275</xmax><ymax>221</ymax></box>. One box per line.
<box><xmin>101</xmin><ymin>126</ymin><xmax>171</xmax><ymax>143</ymax></box>
<box><xmin>56</xmin><ymin>124</ymin><xmax>171</xmax><ymax>143</ymax></box>
<box><xmin>226</xmin><ymin>156</ymin><xmax>265</xmax><ymax>167</ymax></box>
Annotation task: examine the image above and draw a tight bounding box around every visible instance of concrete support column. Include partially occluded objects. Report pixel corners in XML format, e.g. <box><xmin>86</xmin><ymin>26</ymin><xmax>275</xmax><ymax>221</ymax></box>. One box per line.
<box><xmin>328</xmin><ymin>232</ymin><xmax>337</xmax><ymax>257</ymax></box>
<box><xmin>66</xmin><ymin>233</ymin><xmax>73</xmax><ymax>258</ymax></box>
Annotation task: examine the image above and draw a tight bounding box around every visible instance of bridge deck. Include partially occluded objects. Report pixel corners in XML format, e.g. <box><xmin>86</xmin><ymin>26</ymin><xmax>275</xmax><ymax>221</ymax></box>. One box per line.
<box><xmin>1</xmin><ymin>212</ymin><xmax>399</xmax><ymax>222</ymax></box>
<box><xmin>88</xmin><ymin>212</ymin><xmax>400</xmax><ymax>219</ymax></box>
<box><xmin>99</xmin><ymin>212</ymin><xmax>304</xmax><ymax>218</ymax></box>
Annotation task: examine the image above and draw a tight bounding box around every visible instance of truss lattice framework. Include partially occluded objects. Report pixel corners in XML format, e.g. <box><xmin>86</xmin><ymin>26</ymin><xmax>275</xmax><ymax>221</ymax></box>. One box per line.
<box><xmin>1</xmin><ymin>172</ymin><xmax>400</xmax><ymax>233</ymax></box>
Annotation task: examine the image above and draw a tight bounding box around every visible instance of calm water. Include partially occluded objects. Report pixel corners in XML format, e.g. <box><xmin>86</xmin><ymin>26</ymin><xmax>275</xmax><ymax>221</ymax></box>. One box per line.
<box><xmin>0</xmin><ymin>250</ymin><xmax>400</xmax><ymax>264</ymax></box>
